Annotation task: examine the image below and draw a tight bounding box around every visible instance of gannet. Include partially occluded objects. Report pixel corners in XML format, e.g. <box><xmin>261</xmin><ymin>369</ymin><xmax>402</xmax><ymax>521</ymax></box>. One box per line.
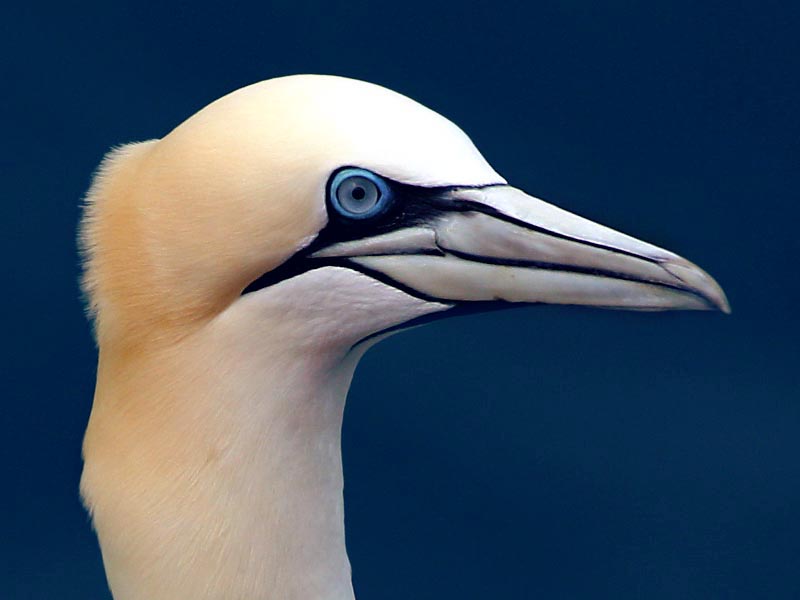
<box><xmin>79</xmin><ymin>74</ymin><xmax>729</xmax><ymax>600</ymax></box>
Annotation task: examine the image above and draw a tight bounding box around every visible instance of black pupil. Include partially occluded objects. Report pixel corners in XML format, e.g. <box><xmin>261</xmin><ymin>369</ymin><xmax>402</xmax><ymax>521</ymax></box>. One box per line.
<box><xmin>351</xmin><ymin>186</ymin><xmax>366</xmax><ymax>200</ymax></box>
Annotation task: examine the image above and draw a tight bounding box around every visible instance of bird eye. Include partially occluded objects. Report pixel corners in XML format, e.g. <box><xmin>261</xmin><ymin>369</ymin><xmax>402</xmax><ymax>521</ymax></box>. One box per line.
<box><xmin>329</xmin><ymin>169</ymin><xmax>392</xmax><ymax>219</ymax></box>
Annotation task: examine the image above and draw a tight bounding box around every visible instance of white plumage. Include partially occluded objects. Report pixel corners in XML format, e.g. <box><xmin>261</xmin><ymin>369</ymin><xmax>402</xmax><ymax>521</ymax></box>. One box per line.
<box><xmin>79</xmin><ymin>75</ymin><xmax>728</xmax><ymax>599</ymax></box>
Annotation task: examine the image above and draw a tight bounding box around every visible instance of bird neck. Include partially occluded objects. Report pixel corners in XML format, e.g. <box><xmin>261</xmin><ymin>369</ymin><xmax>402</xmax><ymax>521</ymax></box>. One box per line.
<box><xmin>81</xmin><ymin>304</ymin><xmax>364</xmax><ymax>600</ymax></box>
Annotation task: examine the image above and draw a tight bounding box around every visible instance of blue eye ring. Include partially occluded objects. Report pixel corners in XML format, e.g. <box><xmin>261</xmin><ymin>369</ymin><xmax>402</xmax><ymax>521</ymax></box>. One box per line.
<box><xmin>329</xmin><ymin>168</ymin><xmax>393</xmax><ymax>220</ymax></box>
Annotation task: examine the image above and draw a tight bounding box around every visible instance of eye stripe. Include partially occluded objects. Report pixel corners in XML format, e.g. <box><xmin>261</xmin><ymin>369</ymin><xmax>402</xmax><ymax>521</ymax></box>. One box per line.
<box><xmin>242</xmin><ymin>171</ymin><xmax>495</xmax><ymax>295</ymax></box>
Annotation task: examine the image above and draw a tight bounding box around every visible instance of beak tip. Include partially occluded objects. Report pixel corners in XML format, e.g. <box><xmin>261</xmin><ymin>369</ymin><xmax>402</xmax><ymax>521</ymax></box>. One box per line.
<box><xmin>662</xmin><ymin>258</ymin><xmax>730</xmax><ymax>315</ymax></box>
<box><xmin>716</xmin><ymin>294</ymin><xmax>732</xmax><ymax>315</ymax></box>
<box><xmin>708</xmin><ymin>291</ymin><xmax>732</xmax><ymax>314</ymax></box>
<box><xmin>695</xmin><ymin>272</ymin><xmax>731</xmax><ymax>315</ymax></box>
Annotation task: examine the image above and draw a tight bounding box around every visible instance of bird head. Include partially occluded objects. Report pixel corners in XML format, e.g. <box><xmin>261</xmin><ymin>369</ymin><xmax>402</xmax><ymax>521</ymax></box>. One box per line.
<box><xmin>80</xmin><ymin>74</ymin><xmax>728</xmax><ymax>354</ymax></box>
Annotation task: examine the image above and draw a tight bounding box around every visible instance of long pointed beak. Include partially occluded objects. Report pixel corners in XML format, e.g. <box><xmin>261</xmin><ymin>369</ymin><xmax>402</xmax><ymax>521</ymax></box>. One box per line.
<box><xmin>313</xmin><ymin>185</ymin><xmax>730</xmax><ymax>313</ymax></box>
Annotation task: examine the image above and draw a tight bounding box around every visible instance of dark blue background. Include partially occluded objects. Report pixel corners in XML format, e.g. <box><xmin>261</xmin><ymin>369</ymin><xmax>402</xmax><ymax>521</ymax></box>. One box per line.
<box><xmin>3</xmin><ymin>1</ymin><xmax>798</xmax><ymax>598</ymax></box>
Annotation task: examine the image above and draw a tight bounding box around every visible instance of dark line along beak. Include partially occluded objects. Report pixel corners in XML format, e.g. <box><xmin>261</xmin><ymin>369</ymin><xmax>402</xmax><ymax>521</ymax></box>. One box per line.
<box><xmin>311</xmin><ymin>185</ymin><xmax>730</xmax><ymax>313</ymax></box>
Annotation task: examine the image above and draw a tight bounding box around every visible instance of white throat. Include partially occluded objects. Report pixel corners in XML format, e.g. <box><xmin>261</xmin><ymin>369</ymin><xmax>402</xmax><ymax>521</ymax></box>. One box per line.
<box><xmin>81</xmin><ymin>268</ymin><xmax>448</xmax><ymax>600</ymax></box>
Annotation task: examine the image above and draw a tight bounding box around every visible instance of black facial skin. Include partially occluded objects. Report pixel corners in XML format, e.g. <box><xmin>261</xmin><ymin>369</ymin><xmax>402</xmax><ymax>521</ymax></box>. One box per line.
<box><xmin>240</xmin><ymin>167</ymin><xmax>520</xmax><ymax>347</ymax></box>
<box><xmin>241</xmin><ymin>167</ymin><xmax>497</xmax><ymax>299</ymax></box>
